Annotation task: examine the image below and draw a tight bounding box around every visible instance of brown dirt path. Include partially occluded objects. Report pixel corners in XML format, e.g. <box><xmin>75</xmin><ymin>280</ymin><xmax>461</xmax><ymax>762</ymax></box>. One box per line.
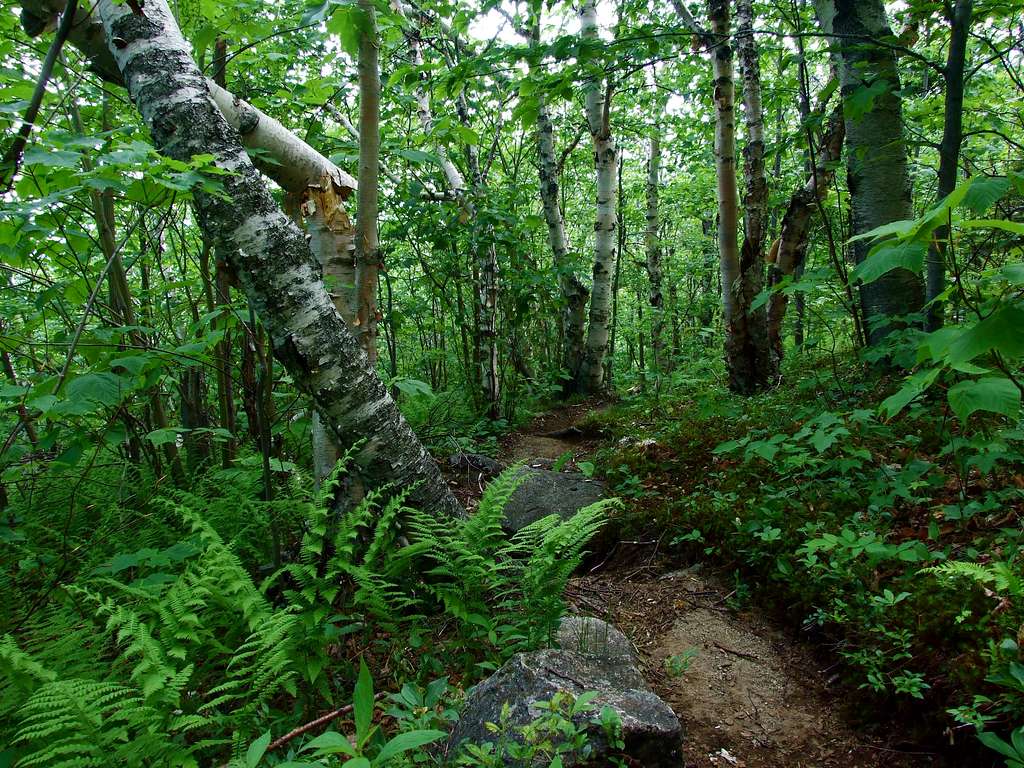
<box><xmin>498</xmin><ymin>403</ymin><xmax>944</xmax><ymax>768</ymax></box>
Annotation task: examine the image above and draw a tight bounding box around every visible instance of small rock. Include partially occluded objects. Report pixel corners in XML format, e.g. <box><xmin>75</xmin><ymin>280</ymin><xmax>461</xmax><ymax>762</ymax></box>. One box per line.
<box><xmin>448</xmin><ymin>452</ymin><xmax>505</xmax><ymax>477</ymax></box>
<box><xmin>448</xmin><ymin>616</ymin><xmax>683</xmax><ymax>766</ymax></box>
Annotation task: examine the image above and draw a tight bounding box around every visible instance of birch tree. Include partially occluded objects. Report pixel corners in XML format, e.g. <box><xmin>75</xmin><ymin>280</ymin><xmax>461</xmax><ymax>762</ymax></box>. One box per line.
<box><xmin>577</xmin><ymin>0</ymin><xmax>618</xmax><ymax>393</ymax></box>
<box><xmin>72</xmin><ymin>0</ymin><xmax>462</xmax><ymax>517</ymax></box>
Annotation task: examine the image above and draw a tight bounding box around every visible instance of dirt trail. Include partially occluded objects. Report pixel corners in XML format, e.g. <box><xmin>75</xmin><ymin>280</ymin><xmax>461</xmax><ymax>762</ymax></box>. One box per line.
<box><xmin>498</xmin><ymin>403</ymin><xmax>941</xmax><ymax>768</ymax></box>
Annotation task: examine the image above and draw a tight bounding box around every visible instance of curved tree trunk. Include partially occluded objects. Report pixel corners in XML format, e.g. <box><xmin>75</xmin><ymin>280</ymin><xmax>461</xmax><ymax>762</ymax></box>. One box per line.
<box><xmin>814</xmin><ymin>0</ymin><xmax>924</xmax><ymax>344</ymax></box>
<box><xmin>766</xmin><ymin>106</ymin><xmax>845</xmax><ymax>364</ymax></box>
<box><xmin>578</xmin><ymin>0</ymin><xmax>618</xmax><ymax>394</ymax></box>
<box><xmin>91</xmin><ymin>0</ymin><xmax>461</xmax><ymax>518</ymax></box>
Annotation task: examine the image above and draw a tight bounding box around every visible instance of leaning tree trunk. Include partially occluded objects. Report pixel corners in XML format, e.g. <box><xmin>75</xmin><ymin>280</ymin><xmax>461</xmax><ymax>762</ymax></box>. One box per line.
<box><xmin>644</xmin><ymin>127</ymin><xmax>665</xmax><ymax>372</ymax></box>
<box><xmin>925</xmin><ymin>0</ymin><xmax>972</xmax><ymax>332</ymax></box>
<box><xmin>530</xmin><ymin>19</ymin><xmax>589</xmax><ymax>390</ymax></box>
<box><xmin>814</xmin><ymin>0</ymin><xmax>924</xmax><ymax>344</ymax></box>
<box><xmin>90</xmin><ymin>0</ymin><xmax>461</xmax><ymax>517</ymax></box>
<box><xmin>577</xmin><ymin>0</ymin><xmax>618</xmax><ymax>394</ymax></box>
<box><xmin>766</xmin><ymin>105</ymin><xmax>845</xmax><ymax>364</ymax></box>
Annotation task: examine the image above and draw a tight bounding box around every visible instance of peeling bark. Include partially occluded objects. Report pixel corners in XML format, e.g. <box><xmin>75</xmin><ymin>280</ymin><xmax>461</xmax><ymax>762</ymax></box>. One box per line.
<box><xmin>766</xmin><ymin>106</ymin><xmax>845</xmax><ymax>365</ymax></box>
<box><xmin>90</xmin><ymin>0</ymin><xmax>461</xmax><ymax>518</ymax></box>
<box><xmin>20</xmin><ymin>0</ymin><xmax>356</xmax><ymax>200</ymax></box>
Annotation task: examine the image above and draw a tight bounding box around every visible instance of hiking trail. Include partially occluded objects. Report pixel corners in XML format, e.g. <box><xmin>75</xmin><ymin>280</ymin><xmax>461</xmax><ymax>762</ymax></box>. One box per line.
<box><xmin>495</xmin><ymin>403</ymin><xmax>939</xmax><ymax>768</ymax></box>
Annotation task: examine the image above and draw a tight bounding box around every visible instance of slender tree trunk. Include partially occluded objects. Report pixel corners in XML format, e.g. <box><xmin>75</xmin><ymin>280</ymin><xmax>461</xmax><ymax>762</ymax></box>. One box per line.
<box><xmin>731</xmin><ymin>0</ymin><xmax>773</xmax><ymax>392</ymax></box>
<box><xmin>708</xmin><ymin>0</ymin><xmax>747</xmax><ymax>393</ymax></box>
<box><xmin>530</xmin><ymin>18</ymin><xmax>588</xmax><ymax>391</ymax></box>
<box><xmin>925</xmin><ymin>0</ymin><xmax>972</xmax><ymax>332</ymax></box>
<box><xmin>578</xmin><ymin>0</ymin><xmax>618</xmax><ymax>394</ymax></box>
<box><xmin>644</xmin><ymin>123</ymin><xmax>665</xmax><ymax>372</ymax></box>
<box><xmin>608</xmin><ymin>153</ymin><xmax>625</xmax><ymax>386</ymax></box>
<box><xmin>355</xmin><ymin>0</ymin><xmax>381</xmax><ymax>362</ymax></box>
<box><xmin>814</xmin><ymin>0</ymin><xmax>924</xmax><ymax>344</ymax></box>
<box><xmin>90</xmin><ymin>0</ymin><xmax>461</xmax><ymax>517</ymax></box>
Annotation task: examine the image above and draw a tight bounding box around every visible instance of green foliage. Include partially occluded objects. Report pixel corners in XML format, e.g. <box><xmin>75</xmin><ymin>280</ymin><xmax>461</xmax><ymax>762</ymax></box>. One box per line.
<box><xmin>1</xmin><ymin>460</ymin><xmax>610</xmax><ymax>767</ymax></box>
<box><xmin>453</xmin><ymin>691</ymin><xmax>625</xmax><ymax>768</ymax></box>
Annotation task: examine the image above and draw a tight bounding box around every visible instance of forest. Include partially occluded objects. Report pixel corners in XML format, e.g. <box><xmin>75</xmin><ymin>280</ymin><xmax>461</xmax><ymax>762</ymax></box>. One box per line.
<box><xmin>0</xmin><ymin>0</ymin><xmax>1022</xmax><ymax>765</ymax></box>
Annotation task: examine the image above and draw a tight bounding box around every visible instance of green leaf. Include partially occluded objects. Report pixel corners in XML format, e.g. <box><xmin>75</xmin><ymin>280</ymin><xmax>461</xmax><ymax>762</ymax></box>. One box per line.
<box><xmin>978</xmin><ymin>731</ymin><xmax>1023</xmax><ymax>761</ymax></box>
<box><xmin>947</xmin><ymin>306</ymin><xmax>1024</xmax><ymax>364</ymax></box>
<box><xmin>850</xmin><ymin>239</ymin><xmax>927</xmax><ymax>285</ymax></box>
<box><xmin>375</xmin><ymin>730</ymin><xmax>447</xmax><ymax>762</ymax></box>
<box><xmin>879</xmin><ymin>367</ymin><xmax>940</xmax><ymax>418</ymax></box>
<box><xmin>961</xmin><ymin>176</ymin><xmax>1010</xmax><ymax>214</ymax></box>
<box><xmin>146</xmin><ymin>428</ymin><xmax>182</xmax><ymax>447</ymax></box>
<box><xmin>246</xmin><ymin>731</ymin><xmax>272</xmax><ymax>768</ymax></box>
<box><xmin>302</xmin><ymin>732</ymin><xmax>355</xmax><ymax>757</ymax></box>
<box><xmin>961</xmin><ymin>219</ymin><xmax>1024</xmax><ymax>235</ymax></box>
<box><xmin>341</xmin><ymin>759</ymin><xmax>370</xmax><ymax>768</ymax></box>
<box><xmin>844</xmin><ymin>79</ymin><xmax>889</xmax><ymax>121</ymax></box>
<box><xmin>353</xmin><ymin>659</ymin><xmax>374</xmax><ymax>747</ymax></box>
<box><xmin>948</xmin><ymin>377</ymin><xmax>1021</xmax><ymax>423</ymax></box>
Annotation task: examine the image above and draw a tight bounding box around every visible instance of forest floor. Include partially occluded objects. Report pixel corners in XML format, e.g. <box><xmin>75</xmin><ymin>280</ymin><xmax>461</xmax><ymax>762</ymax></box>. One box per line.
<box><xmin>491</xmin><ymin>401</ymin><xmax>944</xmax><ymax>768</ymax></box>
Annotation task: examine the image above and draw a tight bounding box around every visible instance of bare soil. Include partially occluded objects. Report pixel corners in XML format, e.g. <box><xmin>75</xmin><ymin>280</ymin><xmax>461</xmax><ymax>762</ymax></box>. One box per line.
<box><xmin>497</xmin><ymin>402</ymin><xmax>946</xmax><ymax>768</ymax></box>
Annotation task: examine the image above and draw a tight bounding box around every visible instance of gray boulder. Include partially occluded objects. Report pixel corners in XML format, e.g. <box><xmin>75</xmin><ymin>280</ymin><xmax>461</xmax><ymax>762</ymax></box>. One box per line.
<box><xmin>503</xmin><ymin>467</ymin><xmax>606</xmax><ymax>533</ymax></box>
<box><xmin>448</xmin><ymin>617</ymin><xmax>683</xmax><ymax>766</ymax></box>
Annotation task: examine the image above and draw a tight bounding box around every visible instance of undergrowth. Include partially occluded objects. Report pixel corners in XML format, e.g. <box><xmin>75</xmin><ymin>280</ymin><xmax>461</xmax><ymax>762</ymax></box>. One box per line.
<box><xmin>589</xmin><ymin>348</ymin><xmax>1024</xmax><ymax>763</ymax></box>
<box><xmin>0</xmin><ymin>456</ymin><xmax>612</xmax><ymax>767</ymax></box>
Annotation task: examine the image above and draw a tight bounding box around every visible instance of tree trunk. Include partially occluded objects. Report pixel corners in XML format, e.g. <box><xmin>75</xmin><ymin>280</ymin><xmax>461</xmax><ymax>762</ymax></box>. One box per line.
<box><xmin>814</xmin><ymin>0</ymin><xmax>924</xmax><ymax>344</ymax></box>
<box><xmin>644</xmin><ymin>126</ymin><xmax>665</xmax><ymax>372</ymax></box>
<box><xmin>354</xmin><ymin>0</ymin><xmax>381</xmax><ymax>363</ymax></box>
<box><xmin>90</xmin><ymin>0</ymin><xmax>460</xmax><ymax>518</ymax></box>
<box><xmin>578</xmin><ymin>0</ymin><xmax>618</xmax><ymax>394</ymax></box>
<box><xmin>708</xmin><ymin>0</ymin><xmax>747</xmax><ymax>393</ymax></box>
<box><xmin>731</xmin><ymin>0</ymin><xmax>773</xmax><ymax>392</ymax></box>
<box><xmin>530</xmin><ymin>18</ymin><xmax>588</xmax><ymax>391</ymax></box>
<box><xmin>766</xmin><ymin>106</ymin><xmax>845</xmax><ymax>364</ymax></box>
<box><xmin>925</xmin><ymin>0</ymin><xmax>972</xmax><ymax>332</ymax></box>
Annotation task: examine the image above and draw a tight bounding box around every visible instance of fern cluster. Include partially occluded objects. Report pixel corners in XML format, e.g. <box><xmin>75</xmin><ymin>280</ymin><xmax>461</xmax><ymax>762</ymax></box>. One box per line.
<box><xmin>1</xmin><ymin>460</ymin><xmax>610</xmax><ymax>767</ymax></box>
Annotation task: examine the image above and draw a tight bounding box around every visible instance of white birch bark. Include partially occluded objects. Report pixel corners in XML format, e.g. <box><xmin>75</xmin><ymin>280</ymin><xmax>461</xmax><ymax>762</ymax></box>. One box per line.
<box><xmin>91</xmin><ymin>0</ymin><xmax>461</xmax><ymax>517</ymax></box>
<box><xmin>577</xmin><ymin>0</ymin><xmax>618</xmax><ymax>394</ymax></box>
<box><xmin>20</xmin><ymin>0</ymin><xmax>356</xmax><ymax>198</ymax></box>
<box><xmin>529</xmin><ymin>19</ymin><xmax>589</xmax><ymax>387</ymax></box>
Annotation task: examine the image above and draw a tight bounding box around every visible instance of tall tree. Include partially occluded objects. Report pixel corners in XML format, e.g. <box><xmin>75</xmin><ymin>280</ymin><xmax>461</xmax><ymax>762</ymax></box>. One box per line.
<box><xmin>733</xmin><ymin>0</ymin><xmax>773</xmax><ymax>390</ymax></box>
<box><xmin>925</xmin><ymin>0</ymin><xmax>973</xmax><ymax>331</ymax></box>
<box><xmin>354</xmin><ymin>0</ymin><xmax>382</xmax><ymax>360</ymax></box>
<box><xmin>578</xmin><ymin>0</ymin><xmax>618</xmax><ymax>393</ymax></box>
<box><xmin>814</xmin><ymin>0</ymin><xmax>925</xmax><ymax>344</ymax></box>
<box><xmin>528</xmin><ymin>15</ymin><xmax>589</xmax><ymax>391</ymax></box>
<box><xmin>644</xmin><ymin>94</ymin><xmax>665</xmax><ymax>372</ymax></box>
<box><xmin>82</xmin><ymin>0</ymin><xmax>461</xmax><ymax>517</ymax></box>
